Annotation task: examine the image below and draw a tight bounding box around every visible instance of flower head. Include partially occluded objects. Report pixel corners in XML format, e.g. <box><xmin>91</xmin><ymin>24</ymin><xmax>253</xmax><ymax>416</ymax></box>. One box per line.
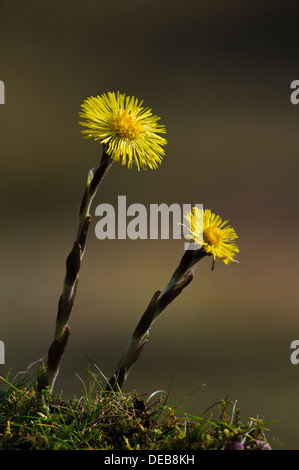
<box><xmin>184</xmin><ymin>207</ymin><xmax>239</xmax><ymax>265</ymax></box>
<box><xmin>79</xmin><ymin>91</ymin><xmax>167</xmax><ymax>170</ymax></box>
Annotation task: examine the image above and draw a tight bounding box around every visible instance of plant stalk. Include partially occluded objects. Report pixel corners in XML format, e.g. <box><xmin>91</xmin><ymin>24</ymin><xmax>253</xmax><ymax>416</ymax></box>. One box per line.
<box><xmin>38</xmin><ymin>145</ymin><xmax>113</xmax><ymax>392</ymax></box>
<box><xmin>107</xmin><ymin>248</ymin><xmax>209</xmax><ymax>391</ymax></box>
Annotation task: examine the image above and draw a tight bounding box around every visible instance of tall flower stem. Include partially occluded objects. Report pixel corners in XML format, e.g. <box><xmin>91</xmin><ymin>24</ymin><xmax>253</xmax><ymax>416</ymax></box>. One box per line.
<box><xmin>38</xmin><ymin>145</ymin><xmax>113</xmax><ymax>392</ymax></box>
<box><xmin>107</xmin><ymin>248</ymin><xmax>210</xmax><ymax>391</ymax></box>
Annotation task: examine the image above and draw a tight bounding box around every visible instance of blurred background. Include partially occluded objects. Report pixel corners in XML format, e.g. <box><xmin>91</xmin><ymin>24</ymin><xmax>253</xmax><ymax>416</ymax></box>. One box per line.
<box><xmin>1</xmin><ymin>0</ymin><xmax>299</xmax><ymax>449</ymax></box>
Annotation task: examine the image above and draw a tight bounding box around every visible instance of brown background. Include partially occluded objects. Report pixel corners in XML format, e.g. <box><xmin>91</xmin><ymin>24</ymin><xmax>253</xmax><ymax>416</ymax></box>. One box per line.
<box><xmin>1</xmin><ymin>0</ymin><xmax>299</xmax><ymax>449</ymax></box>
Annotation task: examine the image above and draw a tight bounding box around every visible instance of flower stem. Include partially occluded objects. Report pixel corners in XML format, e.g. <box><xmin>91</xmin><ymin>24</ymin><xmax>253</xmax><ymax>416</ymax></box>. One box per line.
<box><xmin>106</xmin><ymin>248</ymin><xmax>209</xmax><ymax>391</ymax></box>
<box><xmin>38</xmin><ymin>145</ymin><xmax>113</xmax><ymax>392</ymax></box>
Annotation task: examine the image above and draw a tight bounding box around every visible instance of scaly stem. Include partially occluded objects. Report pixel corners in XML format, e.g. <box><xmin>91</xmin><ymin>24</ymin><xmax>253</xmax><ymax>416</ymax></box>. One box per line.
<box><xmin>107</xmin><ymin>248</ymin><xmax>209</xmax><ymax>391</ymax></box>
<box><xmin>38</xmin><ymin>145</ymin><xmax>113</xmax><ymax>393</ymax></box>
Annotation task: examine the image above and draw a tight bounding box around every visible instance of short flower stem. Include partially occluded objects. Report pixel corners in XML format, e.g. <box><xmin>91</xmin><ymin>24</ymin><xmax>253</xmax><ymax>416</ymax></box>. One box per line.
<box><xmin>107</xmin><ymin>248</ymin><xmax>209</xmax><ymax>391</ymax></box>
<box><xmin>38</xmin><ymin>145</ymin><xmax>113</xmax><ymax>393</ymax></box>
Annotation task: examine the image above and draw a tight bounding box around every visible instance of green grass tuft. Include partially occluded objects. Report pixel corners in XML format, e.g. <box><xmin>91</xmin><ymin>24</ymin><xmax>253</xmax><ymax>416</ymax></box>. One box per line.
<box><xmin>0</xmin><ymin>370</ymin><xmax>277</xmax><ymax>450</ymax></box>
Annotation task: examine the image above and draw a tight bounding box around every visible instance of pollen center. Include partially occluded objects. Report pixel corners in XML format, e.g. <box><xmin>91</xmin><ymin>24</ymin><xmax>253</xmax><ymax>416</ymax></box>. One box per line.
<box><xmin>110</xmin><ymin>111</ymin><xmax>143</xmax><ymax>140</ymax></box>
<box><xmin>204</xmin><ymin>225</ymin><xmax>223</xmax><ymax>246</ymax></box>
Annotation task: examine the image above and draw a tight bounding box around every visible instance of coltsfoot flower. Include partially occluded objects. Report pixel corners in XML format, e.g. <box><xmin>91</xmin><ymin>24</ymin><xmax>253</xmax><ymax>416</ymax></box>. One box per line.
<box><xmin>79</xmin><ymin>91</ymin><xmax>167</xmax><ymax>170</ymax></box>
<box><xmin>184</xmin><ymin>207</ymin><xmax>239</xmax><ymax>265</ymax></box>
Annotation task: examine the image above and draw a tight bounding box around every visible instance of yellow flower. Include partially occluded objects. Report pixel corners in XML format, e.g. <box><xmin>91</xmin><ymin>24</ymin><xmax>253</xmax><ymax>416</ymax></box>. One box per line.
<box><xmin>184</xmin><ymin>207</ymin><xmax>239</xmax><ymax>265</ymax></box>
<box><xmin>79</xmin><ymin>91</ymin><xmax>167</xmax><ymax>170</ymax></box>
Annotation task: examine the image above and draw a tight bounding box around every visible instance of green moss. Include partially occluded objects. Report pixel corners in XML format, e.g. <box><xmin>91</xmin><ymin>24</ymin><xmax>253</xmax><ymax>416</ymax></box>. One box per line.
<box><xmin>0</xmin><ymin>377</ymin><xmax>276</xmax><ymax>450</ymax></box>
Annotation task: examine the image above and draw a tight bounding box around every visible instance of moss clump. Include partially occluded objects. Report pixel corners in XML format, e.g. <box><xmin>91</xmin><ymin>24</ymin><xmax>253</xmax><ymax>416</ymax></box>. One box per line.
<box><xmin>0</xmin><ymin>380</ymin><xmax>275</xmax><ymax>450</ymax></box>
